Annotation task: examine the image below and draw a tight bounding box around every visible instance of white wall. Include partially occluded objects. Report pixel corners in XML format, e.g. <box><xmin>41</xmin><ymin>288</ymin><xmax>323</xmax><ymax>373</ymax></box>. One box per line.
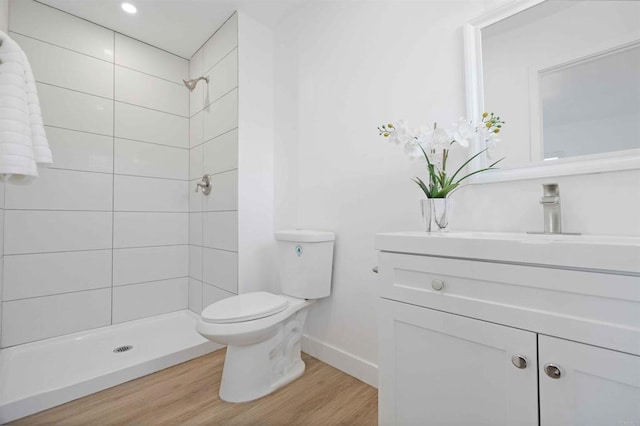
<box><xmin>0</xmin><ymin>0</ymin><xmax>8</xmax><ymax>345</ymax></box>
<box><xmin>188</xmin><ymin>13</ymin><xmax>239</xmax><ymax>313</ymax></box>
<box><xmin>0</xmin><ymin>0</ymin><xmax>7</xmax><ymax>32</ymax></box>
<box><xmin>2</xmin><ymin>0</ymin><xmax>189</xmax><ymax>347</ymax></box>
<box><xmin>272</xmin><ymin>0</ymin><xmax>640</xmax><ymax>386</ymax></box>
<box><xmin>237</xmin><ymin>12</ymin><xmax>276</xmax><ymax>295</ymax></box>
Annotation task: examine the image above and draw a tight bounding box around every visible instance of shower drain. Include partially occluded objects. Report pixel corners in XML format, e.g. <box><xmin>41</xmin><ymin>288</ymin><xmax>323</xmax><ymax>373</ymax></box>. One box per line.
<box><xmin>113</xmin><ymin>345</ymin><xmax>133</xmax><ymax>353</ymax></box>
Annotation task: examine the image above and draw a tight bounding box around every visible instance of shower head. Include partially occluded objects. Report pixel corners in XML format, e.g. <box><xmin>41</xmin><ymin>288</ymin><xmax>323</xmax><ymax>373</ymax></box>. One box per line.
<box><xmin>183</xmin><ymin>76</ymin><xmax>209</xmax><ymax>92</ymax></box>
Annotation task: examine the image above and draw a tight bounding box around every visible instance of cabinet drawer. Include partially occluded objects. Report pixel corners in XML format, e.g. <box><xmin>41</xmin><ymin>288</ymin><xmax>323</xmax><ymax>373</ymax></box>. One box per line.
<box><xmin>378</xmin><ymin>252</ymin><xmax>640</xmax><ymax>355</ymax></box>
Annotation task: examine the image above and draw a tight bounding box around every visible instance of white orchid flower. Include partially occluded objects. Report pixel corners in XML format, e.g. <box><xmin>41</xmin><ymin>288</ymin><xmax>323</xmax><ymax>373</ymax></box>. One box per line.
<box><xmin>427</xmin><ymin>148</ymin><xmax>443</xmax><ymax>168</ymax></box>
<box><xmin>414</xmin><ymin>126</ymin><xmax>433</xmax><ymax>150</ymax></box>
<box><xmin>485</xmin><ymin>138</ymin><xmax>499</xmax><ymax>159</ymax></box>
<box><xmin>431</xmin><ymin>127</ymin><xmax>451</xmax><ymax>150</ymax></box>
<box><xmin>404</xmin><ymin>140</ymin><xmax>423</xmax><ymax>160</ymax></box>
<box><xmin>388</xmin><ymin>119</ymin><xmax>415</xmax><ymax>146</ymax></box>
<box><xmin>478</xmin><ymin>126</ymin><xmax>500</xmax><ymax>144</ymax></box>
<box><xmin>451</xmin><ymin>117</ymin><xmax>475</xmax><ymax>148</ymax></box>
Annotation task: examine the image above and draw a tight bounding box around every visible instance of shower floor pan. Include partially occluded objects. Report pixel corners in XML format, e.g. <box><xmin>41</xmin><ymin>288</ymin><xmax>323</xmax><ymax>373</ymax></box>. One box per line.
<box><xmin>0</xmin><ymin>310</ymin><xmax>220</xmax><ymax>423</ymax></box>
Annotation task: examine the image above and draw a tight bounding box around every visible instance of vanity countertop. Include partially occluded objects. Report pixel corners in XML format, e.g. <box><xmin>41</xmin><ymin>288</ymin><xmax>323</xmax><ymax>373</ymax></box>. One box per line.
<box><xmin>375</xmin><ymin>231</ymin><xmax>640</xmax><ymax>275</ymax></box>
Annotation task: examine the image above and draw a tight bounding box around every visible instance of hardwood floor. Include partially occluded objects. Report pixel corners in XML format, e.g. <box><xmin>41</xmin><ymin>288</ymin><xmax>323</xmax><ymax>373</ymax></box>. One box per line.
<box><xmin>11</xmin><ymin>350</ymin><xmax>378</xmax><ymax>426</ymax></box>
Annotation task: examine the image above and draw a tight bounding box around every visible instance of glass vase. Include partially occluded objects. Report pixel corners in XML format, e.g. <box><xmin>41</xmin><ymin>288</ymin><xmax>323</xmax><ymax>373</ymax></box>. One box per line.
<box><xmin>420</xmin><ymin>198</ymin><xmax>451</xmax><ymax>232</ymax></box>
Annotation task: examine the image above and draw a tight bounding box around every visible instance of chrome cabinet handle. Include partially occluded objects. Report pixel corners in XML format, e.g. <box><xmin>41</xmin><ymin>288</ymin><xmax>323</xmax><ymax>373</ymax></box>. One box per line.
<box><xmin>195</xmin><ymin>174</ymin><xmax>212</xmax><ymax>195</ymax></box>
<box><xmin>544</xmin><ymin>363</ymin><xmax>562</xmax><ymax>379</ymax></box>
<box><xmin>431</xmin><ymin>279</ymin><xmax>445</xmax><ymax>291</ymax></box>
<box><xmin>511</xmin><ymin>354</ymin><xmax>527</xmax><ymax>369</ymax></box>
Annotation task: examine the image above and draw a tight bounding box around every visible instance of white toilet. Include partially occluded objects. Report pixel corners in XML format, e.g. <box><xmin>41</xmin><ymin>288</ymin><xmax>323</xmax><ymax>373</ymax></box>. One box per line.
<box><xmin>196</xmin><ymin>229</ymin><xmax>335</xmax><ymax>403</ymax></box>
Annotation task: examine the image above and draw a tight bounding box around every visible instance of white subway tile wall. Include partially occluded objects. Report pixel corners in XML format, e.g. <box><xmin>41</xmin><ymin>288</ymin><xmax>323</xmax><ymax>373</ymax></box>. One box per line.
<box><xmin>37</xmin><ymin>83</ymin><xmax>114</xmax><ymax>135</ymax></box>
<box><xmin>202</xmin><ymin>89</ymin><xmax>238</xmax><ymax>142</ymax></box>
<box><xmin>202</xmin><ymin>283</ymin><xmax>235</xmax><ymax>310</ymax></box>
<box><xmin>204</xmin><ymin>49</ymin><xmax>238</xmax><ymax>108</ymax></box>
<box><xmin>113</xmin><ymin>212</ymin><xmax>189</xmax><ymax>248</ymax></box>
<box><xmin>189</xmin><ymin>13</ymin><xmax>239</xmax><ymax>314</ymax></box>
<box><xmin>44</xmin><ymin>127</ymin><xmax>114</xmax><ymax>173</ymax></box>
<box><xmin>113</xmin><ymin>176</ymin><xmax>188</xmax><ymax>212</ymax></box>
<box><xmin>189</xmin><ymin>245</ymin><xmax>204</xmax><ymax>282</ymax></box>
<box><xmin>203</xmin><ymin>248</ymin><xmax>238</xmax><ymax>294</ymax></box>
<box><xmin>115</xmin><ymin>66</ymin><xmax>188</xmax><ymax>117</ymax></box>
<box><xmin>115</xmin><ymin>102</ymin><xmax>188</xmax><ymax>149</ymax></box>
<box><xmin>0</xmin><ymin>183</ymin><xmax>4</xmax><ymax>344</ymax></box>
<box><xmin>112</xmin><ymin>278</ymin><xmax>189</xmax><ymax>324</ymax></box>
<box><xmin>113</xmin><ymin>245</ymin><xmax>189</xmax><ymax>286</ymax></box>
<box><xmin>2</xmin><ymin>289</ymin><xmax>112</xmax><ymax>347</ymax></box>
<box><xmin>203</xmin><ymin>169</ymin><xmax>238</xmax><ymax>212</ymax></box>
<box><xmin>188</xmin><ymin>278</ymin><xmax>203</xmax><ymax>314</ymax></box>
<box><xmin>1</xmin><ymin>0</ymin><xmax>190</xmax><ymax>347</ymax></box>
<box><xmin>8</xmin><ymin>0</ymin><xmax>114</xmax><ymax>61</ymax></box>
<box><xmin>4</xmin><ymin>251</ymin><xmax>112</xmax><ymax>301</ymax></box>
<box><xmin>114</xmin><ymin>33</ymin><xmax>187</xmax><ymax>84</ymax></box>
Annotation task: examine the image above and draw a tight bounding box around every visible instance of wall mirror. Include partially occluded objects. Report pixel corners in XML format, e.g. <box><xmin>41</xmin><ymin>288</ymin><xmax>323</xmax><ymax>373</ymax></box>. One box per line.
<box><xmin>464</xmin><ymin>0</ymin><xmax>640</xmax><ymax>182</ymax></box>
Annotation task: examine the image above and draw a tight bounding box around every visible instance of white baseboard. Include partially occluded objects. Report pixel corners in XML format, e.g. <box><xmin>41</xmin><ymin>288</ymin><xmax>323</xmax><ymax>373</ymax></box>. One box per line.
<box><xmin>301</xmin><ymin>334</ymin><xmax>378</xmax><ymax>388</ymax></box>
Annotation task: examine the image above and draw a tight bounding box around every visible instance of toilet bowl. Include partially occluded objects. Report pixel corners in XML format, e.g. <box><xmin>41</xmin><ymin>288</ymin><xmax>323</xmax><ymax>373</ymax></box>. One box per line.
<box><xmin>197</xmin><ymin>292</ymin><xmax>313</xmax><ymax>402</ymax></box>
<box><xmin>196</xmin><ymin>229</ymin><xmax>335</xmax><ymax>403</ymax></box>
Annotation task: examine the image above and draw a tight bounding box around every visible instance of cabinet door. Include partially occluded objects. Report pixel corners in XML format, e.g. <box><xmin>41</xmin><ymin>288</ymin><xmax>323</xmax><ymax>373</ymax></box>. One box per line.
<box><xmin>378</xmin><ymin>298</ymin><xmax>538</xmax><ymax>426</ymax></box>
<box><xmin>539</xmin><ymin>335</ymin><xmax>640</xmax><ymax>426</ymax></box>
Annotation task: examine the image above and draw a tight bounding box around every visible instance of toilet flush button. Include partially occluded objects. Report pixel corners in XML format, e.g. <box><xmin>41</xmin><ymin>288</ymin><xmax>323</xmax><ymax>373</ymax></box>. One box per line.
<box><xmin>295</xmin><ymin>245</ymin><xmax>303</xmax><ymax>256</ymax></box>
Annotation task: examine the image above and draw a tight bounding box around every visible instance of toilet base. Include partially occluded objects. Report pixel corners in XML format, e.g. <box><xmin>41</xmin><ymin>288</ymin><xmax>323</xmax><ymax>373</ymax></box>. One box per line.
<box><xmin>218</xmin><ymin>308</ymin><xmax>308</xmax><ymax>403</ymax></box>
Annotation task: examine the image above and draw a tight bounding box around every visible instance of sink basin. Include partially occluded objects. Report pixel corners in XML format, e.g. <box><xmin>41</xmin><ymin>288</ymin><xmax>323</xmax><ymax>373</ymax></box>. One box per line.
<box><xmin>375</xmin><ymin>231</ymin><xmax>640</xmax><ymax>274</ymax></box>
<box><xmin>415</xmin><ymin>231</ymin><xmax>639</xmax><ymax>244</ymax></box>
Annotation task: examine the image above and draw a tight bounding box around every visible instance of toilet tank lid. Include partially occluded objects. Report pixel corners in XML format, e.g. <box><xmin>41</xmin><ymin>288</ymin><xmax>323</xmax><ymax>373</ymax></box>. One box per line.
<box><xmin>275</xmin><ymin>229</ymin><xmax>335</xmax><ymax>242</ymax></box>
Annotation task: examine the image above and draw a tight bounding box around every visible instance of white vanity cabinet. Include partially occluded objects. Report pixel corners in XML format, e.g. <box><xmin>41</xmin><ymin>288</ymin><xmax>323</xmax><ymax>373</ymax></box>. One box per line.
<box><xmin>379</xmin><ymin>298</ymin><xmax>538</xmax><ymax>425</ymax></box>
<box><xmin>376</xmin><ymin>232</ymin><xmax>640</xmax><ymax>426</ymax></box>
<box><xmin>538</xmin><ymin>336</ymin><xmax>640</xmax><ymax>426</ymax></box>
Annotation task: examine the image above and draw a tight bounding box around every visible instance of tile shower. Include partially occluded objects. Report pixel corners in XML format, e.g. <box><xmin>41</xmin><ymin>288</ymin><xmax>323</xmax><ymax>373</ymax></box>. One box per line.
<box><xmin>0</xmin><ymin>0</ymin><xmax>243</xmax><ymax>349</ymax></box>
<box><xmin>188</xmin><ymin>13</ymin><xmax>240</xmax><ymax>313</ymax></box>
<box><xmin>0</xmin><ymin>1</ymin><xmax>279</xmax><ymax>420</ymax></box>
<box><xmin>1</xmin><ymin>0</ymin><xmax>190</xmax><ymax>348</ymax></box>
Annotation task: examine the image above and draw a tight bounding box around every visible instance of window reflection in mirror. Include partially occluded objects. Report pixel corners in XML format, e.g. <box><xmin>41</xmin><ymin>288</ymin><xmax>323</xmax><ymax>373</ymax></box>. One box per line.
<box><xmin>481</xmin><ymin>0</ymin><xmax>640</xmax><ymax>167</ymax></box>
<box><xmin>541</xmin><ymin>44</ymin><xmax>640</xmax><ymax>161</ymax></box>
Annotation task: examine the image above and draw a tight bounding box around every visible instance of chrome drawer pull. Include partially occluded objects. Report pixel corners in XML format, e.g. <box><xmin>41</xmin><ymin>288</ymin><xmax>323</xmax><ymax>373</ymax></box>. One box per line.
<box><xmin>544</xmin><ymin>363</ymin><xmax>562</xmax><ymax>379</ymax></box>
<box><xmin>511</xmin><ymin>354</ymin><xmax>527</xmax><ymax>369</ymax></box>
<box><xmin>431</xmin><ymin>279</ymin><xmax>445</xmax><ymax>291</ymax></box>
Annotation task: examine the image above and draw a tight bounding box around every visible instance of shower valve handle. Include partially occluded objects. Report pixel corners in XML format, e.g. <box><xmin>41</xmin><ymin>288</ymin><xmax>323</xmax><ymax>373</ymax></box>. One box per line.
<box><xmin>195</xmin><ymin>174</ymin><xmax>212</xmax><ymax>196</ymax></box>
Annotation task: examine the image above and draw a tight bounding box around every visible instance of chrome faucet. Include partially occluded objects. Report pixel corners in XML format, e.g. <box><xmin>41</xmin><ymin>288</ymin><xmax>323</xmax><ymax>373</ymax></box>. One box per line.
<box><xmin>540</xmin><ymin>183</ymin><xmax>561</xmax><ymax>234</ymax></box>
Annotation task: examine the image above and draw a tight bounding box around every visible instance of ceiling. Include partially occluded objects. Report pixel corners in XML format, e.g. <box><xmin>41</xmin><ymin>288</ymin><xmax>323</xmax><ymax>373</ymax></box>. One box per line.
<box><xmin>37</xmin><ymin>0</ymin><xmax>301</xmax><ymax>58</ymax></box>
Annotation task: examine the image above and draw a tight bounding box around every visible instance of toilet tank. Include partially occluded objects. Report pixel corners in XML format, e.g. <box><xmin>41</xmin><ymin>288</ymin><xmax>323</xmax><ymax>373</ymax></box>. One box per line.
<box><xmin>275</xmin><ymin>230</ymin><xmax>335</xmax><ymax>299</ymax></box>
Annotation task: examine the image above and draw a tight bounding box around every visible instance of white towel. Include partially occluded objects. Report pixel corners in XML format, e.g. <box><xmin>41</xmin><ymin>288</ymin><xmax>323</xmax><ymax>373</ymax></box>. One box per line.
<box><xmin>0</xmin><ymin>31</ymin><xmax>52</xmax><ymax>184</ymax></box>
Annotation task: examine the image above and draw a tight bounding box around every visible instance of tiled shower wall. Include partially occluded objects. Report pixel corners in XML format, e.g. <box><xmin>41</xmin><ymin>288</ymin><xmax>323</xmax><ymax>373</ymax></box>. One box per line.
<box><xmin>188</xmin><ymin>13</ymin><xmax>239</xmax><ymax>313</ymax></box>
<box><xmin>0</xmin><ymin>182</ymin><xmax>4</xmax><ymax>345</ymax></box>
<box><xmin>0</xmin><ymin>0</ymin><xmax>189</xmax><ymax>347</ymax></box>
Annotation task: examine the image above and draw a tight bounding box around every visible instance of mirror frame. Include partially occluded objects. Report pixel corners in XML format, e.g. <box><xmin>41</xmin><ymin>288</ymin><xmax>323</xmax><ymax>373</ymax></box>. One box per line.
<box><xmin>463</xmin><ymin>0</ymin><xmax>640</xmax><ymax>183</ymax></box>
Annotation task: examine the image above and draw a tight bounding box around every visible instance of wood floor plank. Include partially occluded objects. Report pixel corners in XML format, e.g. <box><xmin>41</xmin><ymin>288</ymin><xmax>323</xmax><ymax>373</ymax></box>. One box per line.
<box><xmin>10</xmin><ymin>350</ymin><xmax>378</xmax><ymax>426</ymax></box>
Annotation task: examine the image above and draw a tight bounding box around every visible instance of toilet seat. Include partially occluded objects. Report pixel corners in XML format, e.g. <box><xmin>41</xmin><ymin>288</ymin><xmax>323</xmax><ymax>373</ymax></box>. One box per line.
<box><xmin>201</xmin><ymin>292</ymin><xmax>288</xmax><ymax>324</ymax></box>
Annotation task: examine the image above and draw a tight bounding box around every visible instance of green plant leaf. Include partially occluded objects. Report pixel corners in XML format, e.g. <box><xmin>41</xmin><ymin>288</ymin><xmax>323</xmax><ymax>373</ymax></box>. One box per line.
<box><xmin>455</xmin><ymin>163</ymin><xmax>502</xmax><ymax>184</ymax></box>
<box><xmin>446</xmin><ymin>148</ymin><xmax>490</xmax><ymax>185</ymax></box>
<box><xmin>412</xmin><ymin>177</ymin><xmax>431</xmax><ymax>198</ymax></box>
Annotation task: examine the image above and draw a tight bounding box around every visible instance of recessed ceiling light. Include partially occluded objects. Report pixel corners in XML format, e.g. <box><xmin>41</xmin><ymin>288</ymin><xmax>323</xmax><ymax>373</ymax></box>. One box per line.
<box><xmin>121</xmin><ymin>2</ymin><xmax>137</xmax><ymax>14</ymax></box>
